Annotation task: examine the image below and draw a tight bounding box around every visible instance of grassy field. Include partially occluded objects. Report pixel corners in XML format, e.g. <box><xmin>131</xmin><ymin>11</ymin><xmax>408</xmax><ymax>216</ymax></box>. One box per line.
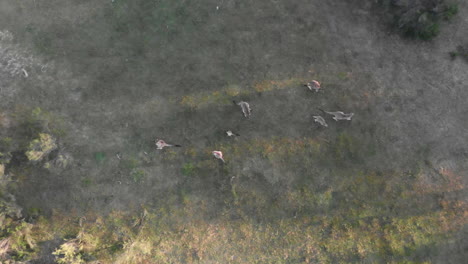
<box><xmin>0</xmin><ymin>0</ymin><xmax>467</xmax><ymax>263</ymax></box>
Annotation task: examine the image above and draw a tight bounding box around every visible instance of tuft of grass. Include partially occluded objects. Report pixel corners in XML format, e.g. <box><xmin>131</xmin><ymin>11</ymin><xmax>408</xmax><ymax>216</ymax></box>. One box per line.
<box><xmin>443</xmin><ymin>3</ymin><xmax>458</xmax><ymax>20</ymax></box>
<box><xmin>131</xmin><ymin>169</ymin><xmax>145</xmax><ymax>183</ymax></box>
<box><xmin>181</xmin><ymin>163</ymin><xmax>196</xmax><ymax>176</ymax></box>
<box><xmin>93</xmin><ymin>152</ymin><xmax>106</xmax><ymax>164</ymax></box>
<box><xmin>81</xmin><ymin>178</ymin><xmax>92</xmax><ymax>187</ymax></box>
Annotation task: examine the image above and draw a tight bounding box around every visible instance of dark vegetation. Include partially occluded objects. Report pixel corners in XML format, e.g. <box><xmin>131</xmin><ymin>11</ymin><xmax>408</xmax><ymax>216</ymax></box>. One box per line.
<box><xmin>377</xmin><ymin>0</ymin><xmax>458</xmax><ymax>40</ymax></box>
<box><xmin>450</xmin><ymin>44</ymin><xmax>468</xmax><ymax>61</ymax></box>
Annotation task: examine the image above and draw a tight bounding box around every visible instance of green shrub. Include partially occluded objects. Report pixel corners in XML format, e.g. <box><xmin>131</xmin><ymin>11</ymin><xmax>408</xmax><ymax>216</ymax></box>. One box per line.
<box><xmin>443</xmin><ymin>3</ymin><xmax>459</xmax><ymax>20</ymax></box>
<box><xmin>93</xmin><ymin>152</ymin><xmax>106</xmax><ymax>164</ymax></box>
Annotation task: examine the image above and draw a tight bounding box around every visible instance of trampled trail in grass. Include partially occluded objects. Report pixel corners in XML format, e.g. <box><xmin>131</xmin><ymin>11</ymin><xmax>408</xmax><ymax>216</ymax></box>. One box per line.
<box><xmin>176</xmin><ymin>70</ymin><xmax>364</xmax><ymax>109</ymax></box>
<box><xmin>177</xmin><ymin>78</ymin><xmax>309</xmax><ymax>110</ymax></box>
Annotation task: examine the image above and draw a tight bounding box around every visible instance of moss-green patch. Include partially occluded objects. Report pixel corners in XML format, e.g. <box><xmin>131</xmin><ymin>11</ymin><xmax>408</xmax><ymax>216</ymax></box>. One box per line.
<box><xmin>81</xmin><ymin>178</ymin><xmax>92</xmax><ymax>187</ymax></box>
<box><xmin>93</xmin><ymin>152</ymin><xmax>106</xmax><ymax>164</ymax></box>
<box><xmin>443</xmin><ymin>3</ymin><xmax>458</xmax><ymax>20</ymax></box>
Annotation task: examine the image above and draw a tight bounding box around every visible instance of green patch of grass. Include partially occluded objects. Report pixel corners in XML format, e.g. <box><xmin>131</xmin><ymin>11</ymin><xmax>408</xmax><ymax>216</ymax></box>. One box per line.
<box><xmin>449</xmin><ymin>50</ymin><xmax>459</xmax><ymax>59</ymax></box>
<box><xmin>94</xmin><ymin>152</ymin><xmax>106</xmax><ymax>164</ymax></box>
<box><xmin>81</xmin><ymin>178</ymin><xmax>92</xmax><ymax>187</ymax></box>
<box><xmin>120</xmin><ymin>157</ymin><xmax>139</xmax><ymax>169</ymax></box>
<box><xmin>27</xmin><ymin>207</ymin><xmax>41</xmax><ymax>216</ymax></box>
<box><xmin>181</xmin><ymin>163</ymin><xmax>196</xmax><ymax>176</ymax></box>
<box><xmin>415</xmin><ymin>22</ymin><xmax>440</xmax><ymax>41</ymax></box>
<box><xmin>131</xmin><ymin>169</ymin><xmax>145</xmax><ymax>183</ymax></box>
<box><xmin>109</xmin><ymin>242</ymin><xmax>124</xmax><ymax>253</ymax></box>
<box><xmin>337</xmin><ymin>72</ymin><xmax>349</xmax><ymax>80</ymax></box>
<box><xmin>443</xmin><ymin>3</ymin><xmax>458</xmax><ymax>20</ymax></box>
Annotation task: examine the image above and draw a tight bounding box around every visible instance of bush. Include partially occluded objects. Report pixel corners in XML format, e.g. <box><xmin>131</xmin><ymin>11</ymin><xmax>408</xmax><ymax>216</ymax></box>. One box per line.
<box><xmin>378</xmin><ymin>0</ymin><xmax>459</xmax><ymax>40</ymax></box>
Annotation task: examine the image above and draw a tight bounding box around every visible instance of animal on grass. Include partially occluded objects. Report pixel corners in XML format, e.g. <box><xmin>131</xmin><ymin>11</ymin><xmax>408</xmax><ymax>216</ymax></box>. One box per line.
<box><xmin>233</xmin><ymin>100</ymin><xmax>252</xmax><ymax>118</ymax></box>
<box><xmin>212</xmin><ymin>151</ymin><xmax>225</xmax><ymax>163</ymax></box>
<box><xmin>226</xmin><ymin>130</ymin><xmax>240</xmax><ymax>137</ymax></box>
<box><xmin>319</xmin><ymin>109</ymin><xmax>354</xmax><ymax>121</ymax></box>
<box><xmin>304</xmin><ymin>80</ymin><xmax>321</xmax><ymax>92</ymax></box>
<box><xmin>313</xmin><ymin>115</ymin><xmax>328</xmax><ymax>127</ymax></box>
<box><xmin>155</xmin><ymin>139</ymin><xmax>182</xmax><ymax>150</ymax></box>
